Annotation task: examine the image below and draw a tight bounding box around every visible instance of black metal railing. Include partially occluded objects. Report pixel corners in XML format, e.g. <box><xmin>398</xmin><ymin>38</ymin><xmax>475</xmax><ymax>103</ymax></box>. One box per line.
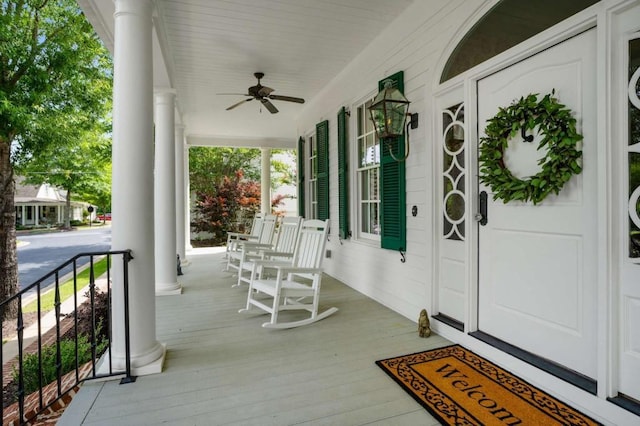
<box><xmin>0</xmin><ymin>250</ymin><xmax>135</xmax><ymax>425</ymax></box>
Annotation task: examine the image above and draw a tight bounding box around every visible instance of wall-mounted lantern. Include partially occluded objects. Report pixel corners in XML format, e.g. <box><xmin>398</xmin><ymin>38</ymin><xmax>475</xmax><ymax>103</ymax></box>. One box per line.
<box><xmin>368</xmin><ymin>79</ymin><xmax>419</xmax><ymax>162</ymax></box>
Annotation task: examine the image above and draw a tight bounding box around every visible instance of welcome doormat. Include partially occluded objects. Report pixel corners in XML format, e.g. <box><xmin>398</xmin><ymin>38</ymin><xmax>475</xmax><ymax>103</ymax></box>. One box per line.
<box><xmin>376</xmin><ymin>345</ymin><xmax>600</xmax><ymax>425</ymax></box>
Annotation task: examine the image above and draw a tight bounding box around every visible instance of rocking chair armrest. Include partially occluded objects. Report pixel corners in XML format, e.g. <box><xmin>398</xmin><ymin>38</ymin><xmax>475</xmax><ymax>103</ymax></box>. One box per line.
<box><xmin>260</xmin><ymin>250</ymin><xmax>294</xmax><ymax>258</ymax></box>
<box><xmin>250</xmin><ymin>259</ymin><xmax>294</xmax><ymax>269</ymax></box>
<box><xmin>240</xmin><ymin>242</ymin><xmax>274</xmax><ymax>250</ymax></box>
<box><xmin>272</xmin><ymin>266</ymin><xmax>323</xmax><ymax>275</ymax></box>
<box><xmin>241</xmin><ymin>252</ymin><xmax>266</xmax><ymax>262</ymax></box>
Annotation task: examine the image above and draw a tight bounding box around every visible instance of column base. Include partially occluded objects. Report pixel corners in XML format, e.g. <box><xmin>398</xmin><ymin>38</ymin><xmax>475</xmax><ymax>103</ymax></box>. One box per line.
<box><xmin>131</xmin><ymin>342</ymin><xmax>166</xmax><ymax>376</ymax></box>
<box><xmin>156</xmin><ymin>282</ymin><xmax>182</xmax><ymax>296</ymax></box>
<box><xmin>97</xmin><ymin>342</ymin><xmax>166</xmax><ymax>377</ymax></box>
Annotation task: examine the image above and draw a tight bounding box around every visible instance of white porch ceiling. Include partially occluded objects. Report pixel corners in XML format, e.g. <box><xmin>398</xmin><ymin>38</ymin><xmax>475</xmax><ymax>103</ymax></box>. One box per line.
<box><xmin>79</xmin><ymin>0</ymin><xmax>415</xmax><ymax>148</ymax></box>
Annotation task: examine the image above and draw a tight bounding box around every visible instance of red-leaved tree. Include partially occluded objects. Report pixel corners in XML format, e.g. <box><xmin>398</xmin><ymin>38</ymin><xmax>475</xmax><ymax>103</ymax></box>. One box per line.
<box><xmin>191</xmin><ymin>171</ymin><xmax>260</xmax><ymax>244</ymax></box>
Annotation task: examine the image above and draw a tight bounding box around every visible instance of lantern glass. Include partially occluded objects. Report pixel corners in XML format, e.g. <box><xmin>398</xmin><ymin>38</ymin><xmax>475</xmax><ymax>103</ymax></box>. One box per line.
<box><xmin>368</xmin><ymin>85</ymin><xmax>410</xmax><ymax>140</ymax></box>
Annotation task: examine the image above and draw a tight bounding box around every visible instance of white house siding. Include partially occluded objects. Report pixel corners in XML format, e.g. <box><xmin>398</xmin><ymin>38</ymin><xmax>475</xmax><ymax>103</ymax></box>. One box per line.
<box><xmin>297</xmin><ymin>1</ymin><xmax>640</xmax><ymax>424</ymax></box>
<box><xmin>296</xmin><ymin>0</ymin><xmax>478</xmax><ymax>323</ymax></box>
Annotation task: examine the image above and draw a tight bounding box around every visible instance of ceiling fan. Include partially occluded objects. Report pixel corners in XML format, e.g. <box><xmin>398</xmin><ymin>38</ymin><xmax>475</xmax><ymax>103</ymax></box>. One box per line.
<box><xmin>220</xmin><ymin>72</ymin><xmax>305</xmax><ymax>114</ymax></box>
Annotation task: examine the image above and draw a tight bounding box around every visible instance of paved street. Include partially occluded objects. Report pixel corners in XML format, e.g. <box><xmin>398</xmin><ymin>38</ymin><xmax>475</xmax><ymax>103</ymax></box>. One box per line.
<box><xmin>17</xmin><ymin>226</ymin><xmax>112</xmax><ymax>291</ymax></box>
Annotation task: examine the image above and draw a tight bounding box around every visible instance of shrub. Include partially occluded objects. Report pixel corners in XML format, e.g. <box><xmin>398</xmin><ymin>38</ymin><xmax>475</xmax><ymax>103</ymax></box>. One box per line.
<box><xmin>191</xmin><ymin>170</ymin><xmax>260</xmax><ymax>244</ymax></box>
<box><xmin>11</xmin><ymin>288</ymin><xmax>111</xmax><ymax>397</ymax></box>
<box><xmin>13</xmin><ymin>335</ymin><xmax>106</xmax><ymax>395</ymax></box>
<box><xmin>73</xmin><ymin>288</ymin><xmax>110</xmax><ymax>344</ymax></box>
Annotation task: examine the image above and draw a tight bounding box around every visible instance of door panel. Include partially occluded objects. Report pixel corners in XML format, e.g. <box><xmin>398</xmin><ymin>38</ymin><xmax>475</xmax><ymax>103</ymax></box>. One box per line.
<box><xmin>620</xmin><ymin>27</ymin><xmax>640</xmax><ymax>401</ymax></box>
<box><xmin>477</xmin><ymin>30</ymin><xmax>597</xmax><ymax>378</ymax></box>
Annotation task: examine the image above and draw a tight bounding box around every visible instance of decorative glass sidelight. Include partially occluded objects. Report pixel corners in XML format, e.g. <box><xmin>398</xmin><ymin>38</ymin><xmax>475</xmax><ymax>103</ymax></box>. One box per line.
<box><xmin>442</xmin><ymin>103</ymin><xmax>466</xmax><ymax>241</ymax></box>
<box><xmin>629</xmin><ymin>38</ymin><xmax>640</xmax><ymax>259</ymax></box>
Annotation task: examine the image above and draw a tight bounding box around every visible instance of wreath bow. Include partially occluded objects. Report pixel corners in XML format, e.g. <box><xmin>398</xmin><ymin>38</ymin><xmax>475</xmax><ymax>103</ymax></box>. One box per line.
<box><xmin>479</xmin><ymin>92</ymin><xmax>583</xmax><ymax>205</ymax></box>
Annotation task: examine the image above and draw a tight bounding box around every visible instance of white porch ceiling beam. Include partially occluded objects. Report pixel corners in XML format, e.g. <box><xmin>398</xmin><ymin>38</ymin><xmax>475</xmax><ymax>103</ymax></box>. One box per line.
<box><xmin>187</xmin><ymin>135</ymin><xmax>296</xmax><ymax>150</ymax></box>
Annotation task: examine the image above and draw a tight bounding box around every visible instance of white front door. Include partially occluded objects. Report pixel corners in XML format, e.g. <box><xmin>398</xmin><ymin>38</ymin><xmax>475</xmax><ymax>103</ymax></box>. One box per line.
<box><xmin>477</xmin><ymin>30</ymin><xmax>598</xmax><ymax>379</ymax></box>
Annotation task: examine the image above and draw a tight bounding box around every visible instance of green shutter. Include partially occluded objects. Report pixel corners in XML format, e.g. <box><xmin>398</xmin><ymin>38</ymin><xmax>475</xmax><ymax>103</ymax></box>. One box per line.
<box><xmin>337</xmin><ymin>107</ymin><xmax>349</xmax><ymax>239</ymax></box>
<box><xmin>379</xmin><ymin>71</ymin><xmax>406</xmax><ymax>251</ymax></box>
<box><xmin>297</xmin><ymin>136</ymin><xmax>305</xmax><ymax>218</ymax></box>
<box><xmin>316</xmin><ymin>120</ymin><xmax>330</xmax><ymax>221</ymax></box>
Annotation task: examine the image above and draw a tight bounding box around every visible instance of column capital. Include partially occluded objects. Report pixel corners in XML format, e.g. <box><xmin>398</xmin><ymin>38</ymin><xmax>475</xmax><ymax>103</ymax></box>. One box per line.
<box><xmin>154</xmin><ymin>89</ymin><xmax>177</xmax><ymax>107</ymax></box>
<box><xmin>114</xmin><ymin>0</ymin><xmax>153</xmax><ymax>18</ymax></box>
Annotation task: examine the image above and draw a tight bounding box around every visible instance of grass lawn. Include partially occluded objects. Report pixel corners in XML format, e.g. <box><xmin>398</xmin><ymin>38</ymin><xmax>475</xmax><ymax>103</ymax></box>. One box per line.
<box><xmin>22</xmin><ymin>257</ymin><xmax>109</xmax><ymax>314</ymax></box>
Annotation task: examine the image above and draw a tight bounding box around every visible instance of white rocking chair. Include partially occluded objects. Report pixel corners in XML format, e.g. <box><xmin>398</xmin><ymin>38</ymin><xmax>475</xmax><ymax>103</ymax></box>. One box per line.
<box><xmin>239</xmin><ymin>219</ymin><xmax>338</xmax><ymax>329</ymax></box>
<box><xmin>234</xmin><ymin>215</ymin><xmax>303</xmax><ymax>288</ymax></box>
<box><xmin>226</xmin><ymin>215</ymin><xmax>278</xmax><ymax>273</ymax></box>
<box><xmin>224</xmin><ymin>213</ymin><xmax>264</xmax><ymax>257</ymax></box>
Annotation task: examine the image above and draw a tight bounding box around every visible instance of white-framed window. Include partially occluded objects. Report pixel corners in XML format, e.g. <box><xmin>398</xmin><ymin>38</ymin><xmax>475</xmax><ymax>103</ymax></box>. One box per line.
<box><xmin>307</xmin><ymin>133</ymin><xmax>318</xmax><ymax>219</ymax></box>
<box><xmin>355</xmin><ymin>97</ymin><xmax>381</xmax><ymax>239</ymax></box>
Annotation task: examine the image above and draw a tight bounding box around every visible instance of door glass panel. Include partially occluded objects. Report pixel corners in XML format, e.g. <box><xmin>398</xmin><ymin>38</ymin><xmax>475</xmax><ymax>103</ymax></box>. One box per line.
<box><xmin>442</xmin><ymin>103</ymin><xmax>465</xmax><ymax>241</ymax></box>
<box><xmin>629</xmin><ymin>38</ymin><xmax>640</xmax><ymax>258</ymax></box>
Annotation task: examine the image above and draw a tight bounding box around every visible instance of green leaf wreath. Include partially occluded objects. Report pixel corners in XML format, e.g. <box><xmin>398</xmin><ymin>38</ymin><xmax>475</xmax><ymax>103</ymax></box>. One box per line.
<box><xmin>479</xmin><ymin>91</ymin><xmax>583</xmax><ymax>205</ymax></box>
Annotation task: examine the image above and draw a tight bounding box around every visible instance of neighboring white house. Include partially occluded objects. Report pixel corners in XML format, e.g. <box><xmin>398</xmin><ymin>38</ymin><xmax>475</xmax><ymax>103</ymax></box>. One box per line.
<box><xmin>14</xmin><ymin>177</ymin><xmax>88</xmax><ymax>227</ymax></box>
<box><xmin>78</xmin><ymin>1</ymin><xmax>640</xmax><ymax>424</ymax></box>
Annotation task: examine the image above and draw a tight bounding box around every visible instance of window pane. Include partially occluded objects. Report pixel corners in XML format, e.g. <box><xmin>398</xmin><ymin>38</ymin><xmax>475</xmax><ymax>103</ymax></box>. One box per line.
<box><xmin>371</xmin><ymin>168</ymin><xmax>379</xmax><ymax>200</ymax></box>
<box><xmin>361</xmin><ymin>203</ymin><xmax>369</xmax><ymax>233</ymax></box>
<box><xmin>356</xmin><ymin>96</ymin><xmax>381</xmax><ymax>239</ymax></box>
<box><xmin>370</xmin><ymin>202</ymin><xmax>380</xmax><ymax>235</ymax></box>
<box><xmin>361</xmin><ymin>172</ymin><xmax>369</xmax><ymax>200</ymax></box>
<box><xmin>441</xmin><ymin>0</ymin><xmax>599</xmax><ymax>82</ymax></box>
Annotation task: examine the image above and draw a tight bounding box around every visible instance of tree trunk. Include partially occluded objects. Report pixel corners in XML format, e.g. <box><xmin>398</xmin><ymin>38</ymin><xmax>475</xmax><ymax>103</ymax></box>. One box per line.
<box><xmin>65</xmin><ymin>188</ymin><xmax>72</xmax><ymax>229</ymax></box>
<box><xmin>0</xmin><ymin>140</ymin><xmax>19</xmax><ymax>320</ymax></box>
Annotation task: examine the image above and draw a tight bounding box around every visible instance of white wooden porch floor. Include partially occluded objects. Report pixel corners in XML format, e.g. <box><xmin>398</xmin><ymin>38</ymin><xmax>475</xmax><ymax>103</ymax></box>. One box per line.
<box><xmin>59</xmin><ymin>247</ymin><xmax>448</xmax><ymax>425</ymax></box>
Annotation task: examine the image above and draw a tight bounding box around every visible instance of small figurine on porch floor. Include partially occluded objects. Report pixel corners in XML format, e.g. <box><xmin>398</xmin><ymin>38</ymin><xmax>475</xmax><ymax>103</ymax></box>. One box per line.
<box><xmin>177</xmin><ymin>254</ymin><xmax>183</xmax><ymax>276</ymax></box>
<box><xmin>418</xmin><ymin>309</ymin><xmax>431</xmax><ymax>338</ymax></box>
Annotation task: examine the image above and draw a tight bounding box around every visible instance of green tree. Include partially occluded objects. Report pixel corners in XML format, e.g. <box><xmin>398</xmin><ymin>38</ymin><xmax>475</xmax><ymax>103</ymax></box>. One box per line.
<box><xmin>78</xmin><ymin>162</ymin><xmax>111</xmax><ymax>223</ymax></box>
<box><xmin>189</xmin><ymin>146</ymin><xmax>296</xmax><ymax>195</ymax></box>
<box><xmin>189</xmin><ymin>147</ymin><xmax>261</xmax><ymax>195</ymax></box>
<box><xmin>0</xmin><ymin>0</ymin><xmax>112</xmax><ymax>319</ymax></box>
<box><xmin>18</xmin><ymin>130</ymin><xmax>111</xmax><ymax>228</ymax></box>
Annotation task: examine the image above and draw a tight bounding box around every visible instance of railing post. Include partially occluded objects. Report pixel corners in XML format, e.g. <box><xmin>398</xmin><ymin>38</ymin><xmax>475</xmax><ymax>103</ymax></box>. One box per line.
<box><xmin>54</xmin><ymin>272</ymin><xmax>62</xmax><ymax>398</ymax></box>
<box><xmin>107</xmin><ymin>254</ymin><xmax>113</xmax><ymax>375</ymax></box>
<box><xmin>89</xmin><ymin>256</ymin><xmax>97</xmax><ymax>375</ymax></box>
<box><xmin>0</xmin><ymin>250</ymin><xmax>136</xmax><ymax>424</ymax></box>
<box><xmin>120</xmin><ymin>250</ymin><xmax>137</xmax><ymax>384</ymax></box>
<box><xmin>17</xmin><ymin>301</ymin><xmax>24</xmax><ymax>423</ymax></box>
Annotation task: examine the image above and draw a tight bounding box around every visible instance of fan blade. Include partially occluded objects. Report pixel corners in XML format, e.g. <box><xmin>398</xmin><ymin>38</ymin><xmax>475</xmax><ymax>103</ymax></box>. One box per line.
<box><xmin>226</xmin><ymin>98</ymin><xmax>253</xmax><ymax>110</ymax></box>
<box><xmin>268</xmin><ymin>94</ymin><xmax>305</xmax><ymax>104</ymax></box>
<box><xmin>217</xmin><ymin>93</ymin><xmax>251</xmax><ymax>96</ymax></box>
<box><xmin>260</xmin><ymin>98</ymin><xmax>279</xmax><ymax>114</ymax></box>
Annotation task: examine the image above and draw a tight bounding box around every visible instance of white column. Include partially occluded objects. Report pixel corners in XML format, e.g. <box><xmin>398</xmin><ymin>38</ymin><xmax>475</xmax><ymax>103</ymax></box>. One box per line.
<box><xmin>261</xmin><ymin>148</ymin><xmax>271</xmax><ymax>214</ymax></box>
<box><xmin>21</xmin><ymin>206</ymin><xmax>25</xmax><ymax>226</ymax></box>
<box><xmin>154</xmin><ymin>91</ymin><xmax>181</xmax><ymax>295</ymax></box>
<box><xmin>174</xmin><ymin>125</ymin><xmax>188</xmax><ymax>265</ymax></box>
<box><xmin>110</xmin><ymin>0</ymin><xmax>164</xmax><ymax>375</ymax></box>
<box><xmin>186</xmin><ymin>149</ymin><xmax>193</xmax><ymax>250</ymax></box>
